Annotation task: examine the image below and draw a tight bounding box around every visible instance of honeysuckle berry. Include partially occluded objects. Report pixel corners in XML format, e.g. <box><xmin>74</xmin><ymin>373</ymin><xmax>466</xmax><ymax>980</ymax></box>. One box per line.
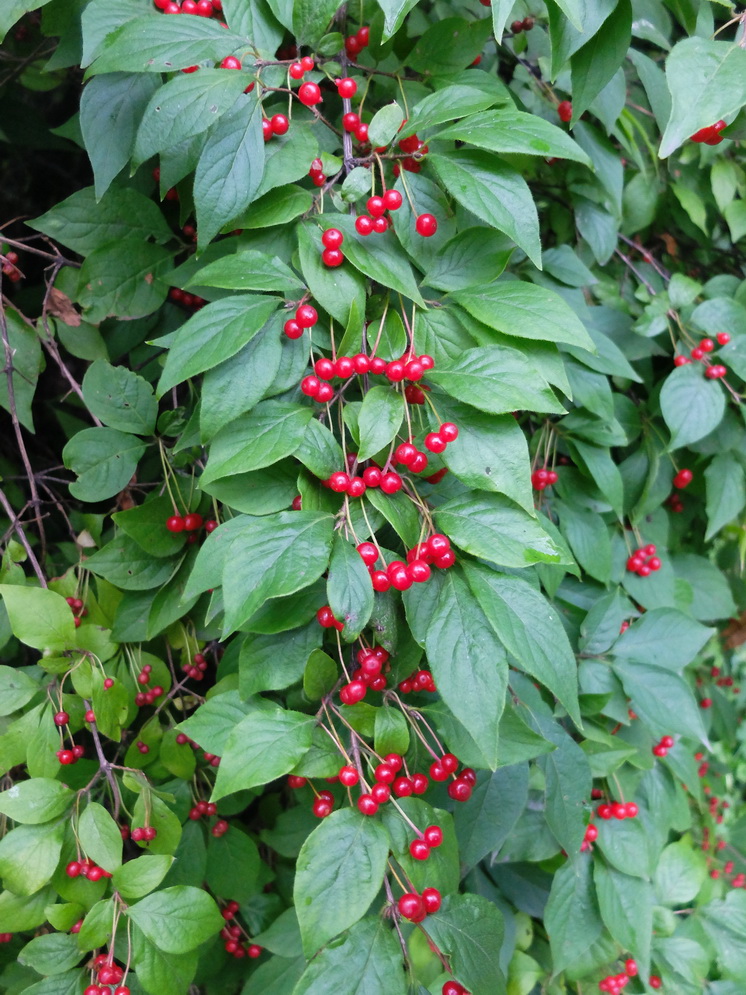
<box><xmin>705</xmin><ymin>364</ymin><xmax>727</xmax><ymax>378</ymax></box>
<box><xmin>339</xmin><ymin>765</ymin><xmax>359</xmax><ymax>786</ymax></box>
<box><xmin>397</xmin><ymin>892</ymin><xmax>426</xmax><ymax>922</ymax></box>
<box><xmin>362</xmin><ymin>466</ymin><xmax>382</xmax><ymax>486</ymax></box>
<box><xmin>442</xmin><ymin>981</ymin><xmax>467</xmax><ymax>995</ymax></box>
<box><xmin>380</xmin><ymin>472</ymin><xmax>403</xmax><ymax>494</ymax></box>
<box><xmin>322</xmin><ymin>228</ymin><xmax>343</xmax><ymax>249</ymax></box>
<box><xmin>370</xmin><ymin>570</ymin><xmax>390</xmax><ymax>591</ymax></box>
<box><xmin>166</xmin><ymin>515</ymin><xmax>185</xmax><ymax>532</ymax></box>
<box><xmin>557</xmin><ymin>100</ymin><xmax>572</xmax><ymax>122</ymax></box>
<box><xmin>415</xmin><ymin>213</ymin><xmax>438</xmax><ymax>236</ymax></box>
<box><xmin>343</xmin><ymin>112</ymin><xmax>360</xmax><ymax>132</ymax></box>
<box><xmin>649</xmin><ymin>977</ymin><xmax>661</xmax><ymax>989</ymax></box>
<box><xmin>410</xmin><ymin>838</ymin><xmax>430</xmax><ymax>860</ymax></box>
<box><xmin>358</xmin><ymin>793</ymin><xmax>378</xmax><ymax>815</ymax></box>
<box><xmin>289</xmin><ymin>61</ymin><xmax>304</xmax><ymax>79</ymax></box>
<box><xmin>322</xmin><ymin>248</ymin><xmax>344</xmax><ymax>266</ymax></box>
<box><xmin>424</xmin><ymin>825</ymin><xmax>443</xmax><ymax>847</ymax></box>
<box><xmin>355</xmin><ymin>122</ymin><xmax>369</xmax><ymax>142</ymax></box>
<box><xmin>298</xmin><ymin>82</ymin><xmax>322</xmax><ymax>106</ymax></box>
<box><xmin>717</xmin><ymin>332</ymin><xmax>730</xmax><ymax>344</ymax></box>
<box><xmin>336</xmin><ymin>77</ymin><xmax>357</xmax><ymax>98</ymax></box>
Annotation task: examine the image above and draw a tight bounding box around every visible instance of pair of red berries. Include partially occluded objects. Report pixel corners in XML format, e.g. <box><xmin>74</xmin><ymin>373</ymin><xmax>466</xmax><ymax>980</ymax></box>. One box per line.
<box><xmin>131</xmin><ymin>826</ymin><xmax>157</xmax><ymax>842</ymax></box>
<box><xmin>597</xmin><ymin>801</ymin><xmax>639</xmax><ymax>820</ymax></box>
<box><xmin>284</xmin><ymin>302</ymin><xmax>318</xmax><ymax>339</ymax></box>
<box><xmin>408</xmin><ymin>824</ymin><xmax>443</xmax><ymax>861</ymax></box>
<box><xmin>652</xmin><ymin>734</ymin><xmax>675</xmax><ymax>757</ymax></box>
<box><xmin>344</xmin><ymin>25</ymin><xmax>370</xmax><ymax>57</ymax></box>
<box><xmin>397</xmin><ymin>887</ymin><xmax>442</xmax><ymax>922</ymax></box>
<box><xmin>308</xmin><ymin>156</ymin><xmax>327</xmax><ymax>189</ymax></box>
<box><xmin>626</xmin><ymin>544</ymin><xmax>661</xmax><ymax>577</ymax></box>
<box><xmin>85</xmin><ymin>986</ymin><xmax>130</xmax><ymax>995</ymax></box>
<box><xmin>66</xmin><ymin>860</ymin><xmax>111</xmax><ymax>881</ymax></box>
<box><xmin>189</xmin><ymin>799</ymin><xmax>218</xmax><ymax>820</ymax></box>
<box><xmin>690</xmin><ymin>120</ymin><xmax>727</xmax><ymax>145</ymax></box>
<box><xmin>580</xmin><ymin>822</ymin><xmax>598</xmax><ymax>851</ymax></box>
<box><xmin>531</xmin><ymin>467</ymin><xmax>558</xmax><ymax>490</ymax></box>
<box><xmin>288</xmin><ymin>55</ymin><xmax>315</xmax><ymax>79</ymax></box>
<box><xmin>154</xmin><ymin>0</ymin><xmax>219</xmax><ymax>14</ymax></box>
<box><xmin>398</xmin><ymin>669</ymin><xmax>437</xmax><ymax>694</ymax></box>
<box><xmin>316</xmin><ymin>605</ymin><xmax>345</xmax><ymax>631</ymax></box>
<box><xmin>510</xmin><ymin>15</ymin><xmax>534</xmax><ymax>31</ymax></box>
<box><xmin>261</xmin><ymin>113</ymin><xmax>289</xmax><ymax>141</ymax></box>
<box><xmin>57</xmin><ymin>744</ymin><xmax>84</xmax><ymax>765</ymax></box>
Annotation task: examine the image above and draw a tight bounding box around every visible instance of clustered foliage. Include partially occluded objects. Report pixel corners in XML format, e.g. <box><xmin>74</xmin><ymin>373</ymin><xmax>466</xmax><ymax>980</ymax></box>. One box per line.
<box><xmin>1</xmin><ymin>1</ymin><xmax>746</xmax><ymax>993</ymax></box>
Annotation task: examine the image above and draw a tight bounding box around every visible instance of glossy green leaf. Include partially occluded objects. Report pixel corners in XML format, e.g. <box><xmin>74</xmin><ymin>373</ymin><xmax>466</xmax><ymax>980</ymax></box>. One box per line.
<box><xmin>293</xmin><ymin>916</ymin><xmax>406</xmax><ymax>995</ymax></box>
<box><xmin>127</xmin><ymin>886</ymin><xmax>223</xmax><ymax>953</ymax></box>
<box><xmin>82</xmin><ymin>359</ymin><xmax>157</xmax><ymax>435</ymax></box>
<box><xmin>425</xmin><ymin>895</ymin><xmax>506</xmax><ymax>995</ymax></box>
<box><xmin>327</xmin><ymin>533</ymin><xmax>374</xmax><ymax>641</ymax></box>
<box><xmin>357</xmin><ymin>385</ymin><xmax>405</xmax><ymax>461</ymax></box>
<box><xmin>0</xmin><ymin>778</ymin><xmax>73</xmax><ymax>824</ymax></box>
<box><xmin>0</xmin><ymin>586</ymin><xmax>76</xmax><ymax>651</ymax></box>
<box><xmin>660</xmin><ymin>364</ymin><xmax>726</xmax><ymax>449</ymax></box>
<box><xmin>435</xmin><ymin>109</ymin><xmax>591</xmax><ymax>165</ymax></box>
<box><xmin>544</xmin><ymin>857</ymin><xmax>603</xmax><ymax>974</ymax></box>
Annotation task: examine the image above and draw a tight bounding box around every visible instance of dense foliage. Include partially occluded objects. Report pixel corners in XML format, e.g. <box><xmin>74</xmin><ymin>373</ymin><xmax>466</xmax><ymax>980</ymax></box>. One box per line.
<box><xmin>1</xmin><ymin>1</ymin><xmax>746</xmax><ymax>993</ymax></box>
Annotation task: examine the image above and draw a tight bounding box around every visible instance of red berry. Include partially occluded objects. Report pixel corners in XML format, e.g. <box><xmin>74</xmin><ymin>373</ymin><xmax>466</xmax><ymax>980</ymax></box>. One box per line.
<box><xmin>424</xmin><ymin>825</ymin><xmax>443</xmax><ymax>847</ymax></box>
<box><xmin>335</xmin><ymin>356</ymin><xmax>355</xmax><ymax>378</ymax></box>
<box><xmin>219</xmin><ymin>56</ymin><xmax>242</xmax><ymax>70</ymax></box>
<box><xmin>54</xmin><ymin>711</ymin><xmax>69</xmax><ymax>726</ymax></box>
<box><xmin>673</xmin><ymin>468</ymin><xmax>693</xmax><ymax>488</ymax></box>
<box><xmin>380</xmin><ymin>472</ymin><xmax>403</xmax><ymax>494</ymax></box>
<box><xmin>357</xmin><ymin>541</ymin><xmax>378</xmax><ymax>565</ymax></box>
<box><xmin>415</xmin><ymin>213</ymin><xmax>438</xmax><ymax>237</ymax></box>
<box><xmin>166</xmin><ymin>515</ymin><xmax>185</xmax><ymax>532</ymax></box>
<box><xmin>355</xmin><ymin>123</ymin><xmax>369</xmax><ymax>142</ymax></box>
<box><xmin>299</xmin><ymin>82</ymin><xmax>322</xmax><ymax>106</ymax></box>
<box><xmin>367</xmin><ymin>196</ymin><xmax>385</xmax><ymax>217</ymax></box>
<box><xmin>412</xmin><ymin>773</ymin><xmax>429</xmax><ymax>794</ymax></box>
<box><xmin>440</xmin><ymin>422</ymin><xmax>458</xmax><ymax>442</ymax></box>
<box><xmin>649</xmin><ymin>978</ymin><xmax>661</xmax><ymax>990</ymax></box>
<box><xmin>355</xmin><ymin>215</ymin><xmax>374</xmax><ymax>236</ymax></box>
<box><xmin>347</xmin><ymin>477</ymin><xmax>366</xmax><ymax>498</ymax></box>
<box><xmin>370</xmin><ymin>783</ymin><xmax>390</xmax><ymax>803</ymax></box>
<box><xmin>410</xmin><ymin>838</ymin><xmax>431</xmax><ymax>860</ymax></box>
<box><xmin>625</xmin><ymin>802</ymin><xmax>639</xmax><ymax>817</ymax></box>
<box><xmin>372</xmin><ymin>216</ymin><xmax>388</xmax><ymax>234</ymax></box>
<box><xmin>358</xmin><ymin>794</ymin><xmax>379</xmax><ymax>816</ymax></box>
<box><xmin>289</xmin><ymin>62</ymin><xmax>304</xmax><ymax>79</ymax></box>
<box><xmin>296</xmin><ymin>304</ymin><xmax>318</xmax><ymax>328</ymax></box>
<box><xmin>397</xmin><ymin>893</ymin><xmax>426</xmax><ymax>922</ymax></box>
<box><xmin>422</xmin><ymin>887</ymin><xmax>442</xmax><ymax>914</ymax></box>
<box><xmin>322</xmin><ymin>248</ymin><xmax>344</xmax><ymax>267</ymax></box>
<box><xmin>322</xmin><ymin>228</ymin><xmax>344</xmax><ymax>249</ymax></box>
<box><xmin>557</xmin><ymin>100</ymin><xmax>572</xmax><ymax>122</ymax></box>
<box><xmin>339</xmin><ymin>765</ymin><xmax>359</xmax><ymax>786</ymax></box>
<box><xmin>183</xmin><ymin>513</ymin><xmax>203</xmax><ymax>531</ymax></box>
<box><xmin>661</xmin><ymin>735</ymin><xmax>674</xmax><ymax>748</ymax></box>
<box><xmin>370</xmin><ymin>570</ymin><xmax>391</xmax><ymax>592</ymax></box>
<box><xmin>284</xmin><ymin>319</ymin><xmax>303</xmax><ymax>339</ymax></box>
<box><xmin>425</xmin><ymin>432</ymin><xmax>447</xmax><ymax>454</ymax></box>
<box><xmin>336</xmin><ymin>77</ymin><xmax>357</xmax><ymax>98</ymax></box>
<box><xmin>717</xmin><ymin>332</ymin><xmax>731</xmax><ymax>345</ymax></box>
<box><xmin>343</xmin><ymin>112</ymin><xmax>361</xmax><ymax>132</ymax></box>
<box><xmin>271</xmin><ymin>113</ymin><xmax>289</xmax><ymax>136</ymax></box>
<box><xmin>386</xmin><ymin>361</ymin><xmax>406</xmax><ymax>382</ymax></box>
<box><xmin>340</xmin><ymin>680</ymin><xmax>367</xmax><ymax>705</ymax></box>
<box><xmin>362</xmin><ymin>466</ymin><xmax>381</xmax><ymax>487</ymax></box>
<box><xmin>383</xmin><ymin>189</ymin><xmax>402</xmax><ymax>211</ymax></box>
<box><xmin>393</xmin><ymin>776</ymin><xmax>413</xmax><ymax>797</ymax></box>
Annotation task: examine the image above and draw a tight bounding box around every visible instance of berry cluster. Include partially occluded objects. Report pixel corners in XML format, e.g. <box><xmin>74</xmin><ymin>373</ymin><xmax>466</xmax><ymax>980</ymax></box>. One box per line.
<box><xmin>580</xmin><ymin>822</ymin><xmax>598</xmax><ymax>851</ymax></box>
<box><xmin>261</xmin><ymin>113</ymin><xmax>289</xmax><ymax>142</ymax></box>
<box><xmin>358</xmin><ymin>755</ymin><xmax>413</xmax><ymax>810</ymax></box>
<box><xmin>316</xmin><ymin>605</ymin><xmax>345</xmax><ymax>632</ymax></box>
<box><xmin>652</xmin><ymin>734</ymin><xmax>675</xmax><ymax>757</ymax></box>
<box><xmin>510</xmin><ymin>15</ymin><xmax>535</xmax><ymax>32</ymax></box>
<box><xmin>188</xmin><ymin>799</ymin><xmax>218</xmax><ymax>820</ymax></box>
<box><xmin>324</xmin><ymin>466</ymin><xmax>403</xmax><ymax>496</ymax></box>
<box><xmin>169</xmin><ymin>287</ymin><xmax>206</xmax><ymax>310</ymax></box>
<box><xmin>393</xmin><ymin>129</ymin><xmax>429</xmax><ymax>176</ymax></box>
<box><xmin>625</xmin><ymin>544</ymin><xmax>661</xmax><ymax>577</ymax></box>
<box><xmin>308</xmin><ymin>156</ymin><xmax>327</xmax><ymax>188</ymax></box>
<box><xmin>344</xmin><ymin>24</ymin><xmax>370</xmax><ymax>58</ymax></box>
<box><xmin>397</xmin><ymin>886</ymin><xmax>441</xmax><ymax>922</ymax></box>
<box><xmin>181</xmin><ymin>651</ymin><xmax>209</xmax><ymax>681</ymax></box>
<box><xmin>301</xmin><ymin>349</ymin><xmax>435</xmax><ymax>405</ymax></box>
<box><xmin>66</xmin><ymin>860</ymin><xmax>112</xmax><ymax>882</ymax></box>
<box><xmin>131</xmin><ymin>825</ymin><xmax>157</xmax><ymax>842</ymax></box>
<box><xmin>219</xmin><ymin>909</ymin><xmax>262</xmax><ymax>959</ymax></box>
<box><xmin>153</xmin><ymin>0</ymin><xmax>221</xmax><ymax>14</ymax></box>
<box><xmin>284</xmin><ymin>302</ymin><xmax>318</xmax><ymax>339</ymax></box>
<box><xmin>353</xmin><ymin>190</ymin><xmax>403</xmax><ymax>236</ymax></box>
<box><xmin>397</xmin><ymin>669</ymin><xmax>437</xmax><ymax>694</ymax></box>
<box><xmin>320</xmin><ymin>226</ymin><xmax>345</xmax><ymax>267</ymax></box>
<box><xmin>673</xmin><ymin>333</ymin><xmax>730</xmax><ymax>378</ymax></box>
<box><xmin>2</xmin><ymin>249</ymin><xmax>20</xmax><ymax>282</ymax></box>
<box><xmin>288</xmin><ymin>54</ymin><xmax>315</xmax><ymax>80</ymax></box>
<box><xmin>357</xmin><ymin>533</ymin><xmax>455</xmax><ymax>593</ymax></box>
<box><xmin>408</xmin><ymin>823</ymin><xmax>443</xmax><ymax>861</ymax></box>
<box><xmin>597</xmin><ymin>801</ymin><xmax>639</xmax><ymax>820</ymax></box>
<box><xmin>165</xmin><ymin>512</ymin><xmax>217</xmax><ymax>535</ymax></box>
<box><xmin>666</xmin><ymin>492</ymin><xmax>684</xmax><ymax>513</ymax></box>
<box><xmin>349</xmin><ymin>645</ymin><xmax>390</xmax><ymax>693</ymax></box>
<box><xmin>65</xmin><ymin>595</ymin><xmax>87</xmax><ymax>628</ymax></box>
<box><xmin>690</xmin><ymin>120</ymin><xmax>727</xmax><ymax>145</ymax></box>
<box><xmin>57</xmin><ymin>743</ymin><xmax>84</xmax><ymax>765</ymax></box>
<box><xmin>135</xmin><ymin>663</ymin><xmax>164</xmax><ymax>707</ymax></box>
<box><xmin>598</xmin><ymin>959</ymin><xmax>639</xmax><ymax>993</ymax></box>
<box><xmin>531</xmin><ymin>467</ymin><xmax>558</xmax><ymax>490</ymax></box>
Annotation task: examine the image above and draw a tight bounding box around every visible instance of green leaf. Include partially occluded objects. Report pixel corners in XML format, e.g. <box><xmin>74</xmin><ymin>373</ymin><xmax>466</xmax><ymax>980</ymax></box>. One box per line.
<box><xmin>157</xmin><ymin>294</ymin><xmax>280</xmax><ymax>394</ymax></box>
<box><xmin>294</xmin><ymin>809</ymin><xmax>390</xmax><ymax>957</ymax></box>
<box><xmin>127</xmin><ymin>886</ymin><xmax>223</xmax><ymax>954</ymax></box>
<box><xmin>321</xmin><ymin>214</ymin><xmax>426</xmax><ymax>306</ymax></box>
<box><xmin>368</xmin><ymin>101</ymin><xmax>404</xmax><ymax>148</ymax></box>
<box><xmin>376</xmin><ymin>0</ymin><xmax>420</xmax><ymax>40</ymax></box>
<box><xmin>0</xmin><ymin>886</ymin><xmax>54</xmax><ymax>933</ymax></box>
<box><xmin>424</xmin><ymin>895</ymin><xmax>506</xmax><ymax>995</ymax></box>
<box><xmin>240</xmin><ymin>624</ymin><xmax>322</xmax><ymax>697</ymax></box>
<box><xmin>705</xmin><ymin>453</ymin><xmax>746</xmax><ymax>539</ymax></box>
<box><xmin>454</xmin><ymin>763</ymin><xmax>529</xmax><ymax>869</ymax></box>
<box><xmin>557</xmin><ymin>502</ymin><xmax>612</xmax><ymax>583</ymax></box>
<box><xmin>430</xmin><ymin>151</ymin><xmax>541</xmax><ymax>267</ymax></box>
<box><xmin>660</xmin><ymin>364</ymin><xmax>726</xmax><ymax>449</ymax></box>
<box><xmin>187</xmin><ymin>250</ymin><xmax>303</xmax><ymax>293</ymax></box>
<box><xmin>194</xmin><ymin>90</ymin><xmax>265</xmax><ymax>248</ymax></box>
<box><xmin>434</xmin><ymin>493</ymin><xmax>564</xmax><ymax>568</ymax></box>
<box><xmin>0</xmin><ymin>586</ymin><xmax>76</xmax><ymax>651</ymax></box>
<box><xmin>0</xmin><ymin>822</ymin><xmax>64</xmax><ymax>896</ymax></box>
<box><xmin>404</xmin><ymin>85</ymin><xmax>502</xmax><ymax>135</ymax></box>
<box><xmin>77</xmin><ymin>241</ymin><xmax>171</xmax><ymax>322</ymax></box>
<box><xmin>205</xmin><ymin>829</ymin><xmax>260</xmax><ymax>902</ymax></box>
<box><xmin>90</xmin><ymin>15</ymin><xmax>248</xmax><ymax>74</ymax></box>
<box><xmin>374</xmin><ymin>707</ymin><xmax>410</xmax><ymax>757</ymax></box>
<box><xmin>327</xmin><ymin>533</ymin><xmax>374</xmax><ymax>641</ymax></box>
<box><xmin>406</xmin><ymin>17</ymin><xmax>493</xmax><ymax>76</ymax></box>
<box><xmin>292</xmin><ymin>0</ymin><xmax>340</xmax><ymax>45</ymax></box>
<box><xmin>0</xmin><ymin>666</ymin><xmax>40</xmax><ymax>716</ymax></box>
<box><xmin>133</xmin><ymin>70</ymin><xmax>247</xmax><ymax>166</ymax></box>
<box><xmin>201</xmin><ymin>400</ymin><xmax>312</xmax><ymax>485</ymax></box>
<box><xmin>0</xmin><ymin>1</ymin><xmax>54</xmax><ymax>43</ymax></box>
<box><xmin>295</xmin><ymin>418</ymin><xmax>346</xmax><ymax>479</ymax></box>
<box><xmin>78</xmin><ymin>801</ymin><xmax>123</xmax><ymax>872</ymax></box>
<box><xmin>357</xmin><ymin>385</ymin><xmax>405</xmax><ymax>461</ymax></box>
<box><xmin>213</xmin><ymin>703</ymin><xmax>315</xmax><ymax>800</ymax></box>
<box><xmin>293</xmin><ymin>916</ymin><xmax>406</xmax><ymax>995</ymax></box>
<box><xmin>84</xmin><ymin>535</ymin><xmax>182</xmax><ymax>591</ymax></box>
<box><xmin>303</xmin><ymin>648</ymin><xmax>338</xmax><ymax>701</ymax></box>
<box><xmin>594</xmin><ymin>862</ymin><xmax>653</xmax><ymax>976</ymax></box>
<box><xmin>659</xmin><ymin>37</ymin><xmax>746</xmax><ymax>158</ymax></box>
<box><xmin>423</xmin><ymin>228</ymin><xmax>513</xmax><ymax>293</ymax></box>
<box><xmin>18</xmin><ymin>934</ymin><xmax>82</xmax><ymax>976</ymax></box>
<box><xmin>82</xmin><ymin>359</ymin><xmax>157</xmax><ymax>435</ymax></box>
<box><xmin>177</xmin><ymin>690</ymin><xmax>252</xmax><ymax>756</ymax></box>
<box><xmin>0</xmin><ymin>310</ymin><xmax>42</xmax><ymax>432</ymax></box>
<box><xmin>0</xmin><ymin>777</ymin><xmax>73</xmax><ymax>824</ymax></box>
<box><xmin>464</xmin><ymin>563</ymin><xmax>581</xmax><ymax>726</ymax></box>
<box><xmin>222</xmin><ymin>0</ymin><xmax>283</xmax><ymax>55</ymax></box>
<box><xmin>451</xmin><ymin>282</ymin><xmax>595</xmax><ymax>349</ymax></box>
<box><xmin>423</xmin><ymin>570</ymin><xmax>508</xmax><ymax>770</ymax></box>
<box><xmin>112</xmin><ymin>494</ymin><xmax>187</xmax><ymax>558</ymax></box>
<box><xmin>544</xmin><ymin>857</ymin><xmax>603</xmax><ymax>975</ymax></box>
<box><xmin>131</xmin><ymin>925</ymin><xmax>199</xmax><ymax>995</ymax></box>
<box><xmin>435</xmin><ymin>109</ymin><xmax>591</xmax><ymax>165</ymax></box>
<box><xmin>614</xmin><ymin>660</ymin><xmax>707</xmax><ymax>742</ymax></box>
<box><xmin>612</xmin><ymin>608</ymin><xmax>713</xmax><ymax>671</ymax></box>
<box><xmin>654</xmin><ymin>840</ymin><xmax>707</xmax><ymax>905</ymax></box>
<box><xmin>112</xmin><ymin>855</ymin><xmax>174</xmax><ymax>900</ymax></box>
<box><xmin>429</xmin><ymin>347</ymin><xmax>564</xmax><ymax>416</ymax></box>
<box><xmin>570</xmin><ymin>0</ymin><xmax>632</xmax><ymax>122</ymax></box>
<box><xmin>595</xmin><ymin>816</ymin><xmax>654</xmax><ymax>879</ymax></box>
<box><xmin>80</xmin><ymin>72</ymin><xmax>161</xmax><ymax>198</ymax></box>
<box><xmin>63</xmin><ymin>427</ymin><xmax>147</xmax><ymax>503</ymax></box>
<box><xmin>700</xmin><ymin>890</ymin><xmax>746</xmax><ymax>981</ymax></box>
<box><xmin>28</xmin><ymin>186</ymin><xmax>172</xmax><ymax>255</ymax></box>
<box><xmin>365</xmin><ymin>488</ymin><xmax>422</xmax><ymax>548</ymax></box>
<box><xmin>428</xmin><ymin>400</ymin><xmax>532</xmax><ymax>511</ymax></box>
